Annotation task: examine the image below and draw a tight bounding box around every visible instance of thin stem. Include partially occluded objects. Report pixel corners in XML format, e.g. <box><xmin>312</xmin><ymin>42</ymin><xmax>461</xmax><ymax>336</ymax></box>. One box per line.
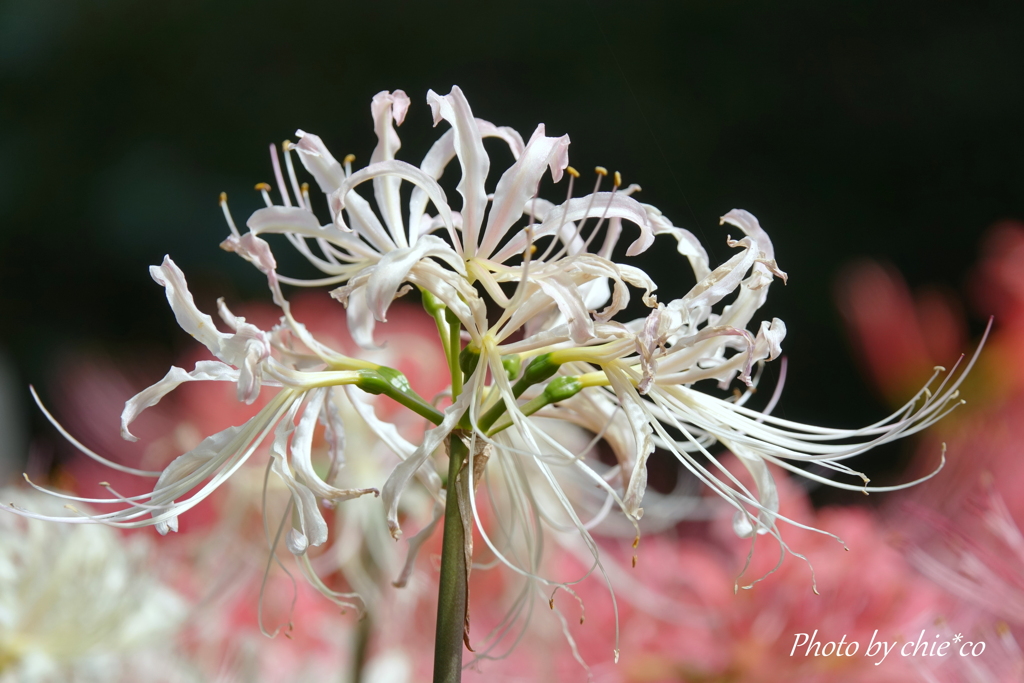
<box><xmin>355</xmin><ymin>369</ymin><xmax>444</xmax><ymax>425</ymax></box>
<box><xmin>349</xmin><ymin>613</ymin><xmax>371</xmax><ymax>683</ymax></box>
<box><xmin>478</xmin><ymin>353</ymin><xmax>562</xmax><ymax>432</ymax></box>
<box><xmin>447</xmin><ymin>309</ymin><xmax>464</xmax><ymax>400</ymax></box>
<box><xmin>422</xmin><ymin>289</ymin><xmax>452</xmax><ymax>363</ymax></box>
<box><xmin>486</xmin><ymin>376</ymin><xmax>583</xmax><ymax>436</ymax></box>
<box><xmin>433</xmin><ymin>432</ymin><xmax>469</xmax><ymax>683</ymax></box>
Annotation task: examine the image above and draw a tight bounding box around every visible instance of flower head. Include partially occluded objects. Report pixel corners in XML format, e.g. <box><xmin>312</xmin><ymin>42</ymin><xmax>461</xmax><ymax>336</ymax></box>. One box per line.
<box><xmin>5</xmin><ymin>86</ymin><xmax>982</xmax><ymax>670</ymax></box>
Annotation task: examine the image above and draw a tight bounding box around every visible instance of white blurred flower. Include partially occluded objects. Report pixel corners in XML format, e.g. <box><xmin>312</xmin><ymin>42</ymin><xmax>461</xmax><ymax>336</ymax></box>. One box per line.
<box><xmin>0</xmin><ymin>488</ymin><xmax>186</xmax><ymax>683</ymax></box>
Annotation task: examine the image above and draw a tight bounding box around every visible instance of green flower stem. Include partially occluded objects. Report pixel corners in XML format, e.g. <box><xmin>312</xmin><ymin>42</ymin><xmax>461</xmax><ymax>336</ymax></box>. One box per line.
<box><xmin>350</xmin><ymin>606</ymin><xmax>371</xmax><ymax>683</ymax></box>
<box><xmin>356</xmin><ymin>369</ymin><xmax>444</xmax><ymax>426</ymax></box>
<box><xmin>422</xmin><ymin>290</ymin><xmax>452</xmax><ymax>364</ymax></box>
<box><xmin>478</xmin><ymin>353</ymin><xmax>562</xmax><ymax>433</ymax></box>
<box><xmin>487</xmin><ymin>376</ymin><xmax>583</xmax><ymax>436</ymax></box>
<box><xmin>433</xmin><ymin>432</ymin><xmax>470</xmax><ymax>683</ymax></box>
<box><xmin>447</xmin><ymin>308</ymin><xmax>464</xmax><ymax>400</ymax></box>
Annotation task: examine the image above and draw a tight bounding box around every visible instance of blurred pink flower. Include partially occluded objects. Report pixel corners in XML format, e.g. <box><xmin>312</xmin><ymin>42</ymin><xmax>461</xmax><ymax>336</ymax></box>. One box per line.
<box><xmin>835</xmin><ymin>261</ymin><xmax>965</xmax><ymax>404</ymax></box>
<box><xmin>898</xmin><ymin>483</ymin><xmax>1024</xmax><ymax>683</ymax></box>
<box><xmin>835</xmin><ymin>220</ymin><xmax>1024</xmax><ymax>524</ymax></box>
<box><xmin>529</xmin><ymin>463</ymin><xmax>946</xmax><ymax>683</ymax></box>
<box><xmin>836</xmin><ymin>220</ymin><xmax>1024</xmax><ymax>683</ymax></box>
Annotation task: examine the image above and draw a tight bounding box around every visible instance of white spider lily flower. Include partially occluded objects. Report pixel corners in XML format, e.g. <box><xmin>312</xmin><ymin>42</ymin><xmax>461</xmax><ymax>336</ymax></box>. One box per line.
<box><xmin>0</xmin><ymin>488</ymin><xmax>186</xmax><ymax>683</ymax></box>
<box><xmin>7</xmin><ymin>83</ymin><xmax>984</xmax><ymax>675</ymax></box>
<box><xmin>229</xmin><ymin>88</ymin><xmax>981</xmax><ymax>642</ymax></box>
<box><xmin>524</xmin><ymin>210</ymin><xmax>987</xmax><ymax>566</ymax></box>
<box><xmin>235</xmin><ymin>86</ymin><xmax>663</xmax><ymax>353</ymax></box>
<box><xmin>5</xmin><ymin>257</ymin><xmax>381</xmax><ymax>606</ymax></box>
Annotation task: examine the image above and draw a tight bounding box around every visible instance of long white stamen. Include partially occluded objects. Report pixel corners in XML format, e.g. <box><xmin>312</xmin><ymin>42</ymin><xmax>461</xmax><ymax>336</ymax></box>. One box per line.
<box><xmin>269</xmin><ymin>142</ymin><xmax>292</xmax><ymax>207</ymax></box>
<box><xmin>537</xmin><ymin>167</ymin><xmax>578</xmax><ymax>263</ymax></box>
<box><xmin>258</xmin><ymin>494</ymin><xmax>298</xmax><ymax>638</ymax></box>
<box><xmin>256</xmin><ymin>182</ymin><xmax>274</xmax><ymax>208</ymax></box>
<box><xmin>578</xmin><ymin>171</ymin><xmax>621</xmax><ymax>254</ymax></box>
<box><xmin>219</xmin><ymin>192</ymin><xmax>241</xmax><ymax>238</ymax></box>
<box><xmin>549</xmin><ymin>167</ymin><xmax>604</xmax><ymax>262</ymax></box>
<box><xmin>757</xmin><ymin>356</ymin><xmax>787</xmax><ymax>421</ymax></box>
<box><xmin>30</xmin><ymin>386</ymin><xmax>161</xmax><ymax>478</ymax></box>
<box><xmin>281</xmin><ymin>140</ymin><xmax>306</xmax><ymax>210</ymax></box>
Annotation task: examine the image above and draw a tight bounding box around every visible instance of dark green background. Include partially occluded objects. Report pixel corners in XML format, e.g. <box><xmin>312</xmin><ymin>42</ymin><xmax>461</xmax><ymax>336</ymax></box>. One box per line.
<box><xmin>1</xmin><ymin>1</ymin><xmax>1020</xmax><ymax>498</ymax></box>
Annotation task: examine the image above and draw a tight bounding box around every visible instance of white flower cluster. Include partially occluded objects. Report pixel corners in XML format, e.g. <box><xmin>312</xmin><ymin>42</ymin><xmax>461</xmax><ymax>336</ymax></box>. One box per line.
<box><xmin>5</xmin><ymin>86</ymin><xmax>981</xmax><ymax>659</ymax></box>
<box><xmin>0</xmin><ymin>489</ymin><xmax>185</xmax><ymax>683</ymax></box>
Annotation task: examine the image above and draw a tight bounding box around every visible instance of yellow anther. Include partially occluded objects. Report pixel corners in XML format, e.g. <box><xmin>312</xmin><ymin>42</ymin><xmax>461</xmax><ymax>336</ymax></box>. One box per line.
<box><xmin>254</xmin><ymin>182</ymin><xmax>272</xmax><ymax>192</ymax></box>
<box><xmin>631</xmin><ymin>555</ymin><xmax>637</xmax><ymax>568</ymax></box>
<box><xmin>343</xmin><ymin>154</ymin><xmax>356</xmax><ymax>164</ymax></box>
<box><xmin>218</xmin><ymin>191</ymin><xmax>227</xmax><ymax>204</ymax></box>
<box><xmin>566</xmin><ymin>166</ymin><xmax>580</xmax><ymax>178</ymax></box>
<box><xmin>549</xmin><ymin>598</ymin><xmax>554</xmax><ymax>610</ymax></box>
<box><xmin>529</xmin><ymin>244</ymin><xmax>538</xmax><ymax>255</ymax></box>
<box><xmin>282</xmin><ymin>139</ymin><xmax>294</xmax><ymax>151</ymax></box>
<box><xmin>632</xmin><ymin>535</ymin><xmax>640</xmax><ymax>549</ymax></box>
<box><xmin>595</xmin><ymin>166</ymin><xmax>608</xmax><ymax>177</ymax></box>
<box><xmin>613</xmin><ymin>171</ymin><xmax>622</xmax><ymax>187</ymax></box>
<box><xmin>301</xmin><ymin>182</ymin><xmax>310</xmax><ymax>193</ymax></box>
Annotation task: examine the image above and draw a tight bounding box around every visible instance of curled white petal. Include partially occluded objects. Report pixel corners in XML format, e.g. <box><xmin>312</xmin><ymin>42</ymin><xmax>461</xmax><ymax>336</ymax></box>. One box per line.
<box><xmin>121</xmin><ymin>361</ymin><xmax>238</xmax><ymax>441</ymax></box>
<box><xmin>345</xmin><ymin>286</ymin><xmax>380</xmax><ymax>350</ymax></box>
<box><xmin>332</xmin><ymin>159</ymin><xmax>456</xmax><ymax>250</ymax></box>
<box><xmin>365</xmin><ymin>235</ymin><xmax>466</xmax><ymax>323</ymax></box>
<box><xmin>726</xmin><ymin>443</ymin><xmax>779</xmax><ymax>538</ymax></box>
<box><xmin>605</xmin><ymin>366</ymin><xmax>653</xmax><ymax>520</ymax></box>
<box><xmin>409</xmin><ymin>119</ymin><xmax>525</xmax><ymax>240</ymax></box>
<box><xmin>427</xmin><ymin>86</ymin><xmax>489</xmax><ymax>257</ymax></box>
<box><xmin>149</xmin><ymin>256</ymin><xmax>271</xmax><ymax>401</ymax></box>
<box><xmin>535</xmin><ymin>270</ymin><xmax>596</xmax><ymax>344</ymax></box>
<box><xmin>291</xmin><ymin>389</ymin><xmax>377</xmax><ymax>503</ymax></box>
<box><xmin>293</xmin><ymin>129</ymin><xmax>346</xmax><ymax>195</ymax></box>
<box><xmin>478</xmin><ymin>124</ymin><xmax>570</xmax><ymax>259</ymax></box>
<box><xmin>149</xmin><ymin>424</ymin><xmax>247</xmax><ymax>533</ymax></box>
<box><xmin>370</xmin><ymin>90</ymin><xmax>411</xmax><ymax>245</ymax></box>
<box><xmin>492</xmin><ymin>193</ymin><xmax>654</xmax><ymax>263</ymax></box>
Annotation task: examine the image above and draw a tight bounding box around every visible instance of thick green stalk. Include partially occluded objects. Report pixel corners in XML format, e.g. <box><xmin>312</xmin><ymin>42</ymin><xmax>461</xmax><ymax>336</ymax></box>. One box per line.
<box><xmin>433</xmin><ymin>433</ymin><xmax>469</xmax><ymax>683</ymax></box>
